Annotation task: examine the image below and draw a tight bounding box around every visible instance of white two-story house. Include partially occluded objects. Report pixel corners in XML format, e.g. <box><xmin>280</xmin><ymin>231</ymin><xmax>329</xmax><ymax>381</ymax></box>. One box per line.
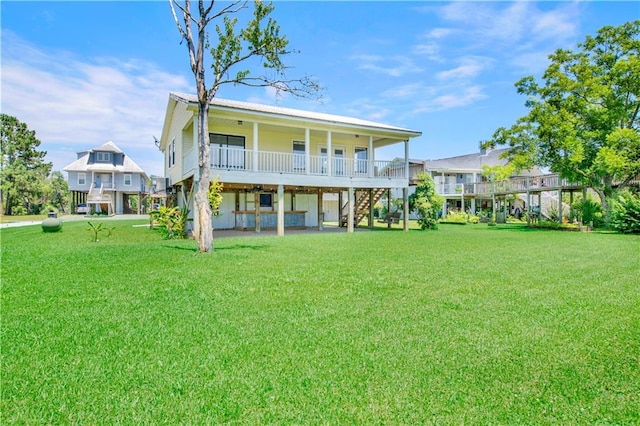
<box><xmin>158</xmin><ymin>93</ymin><xmax>422</xmax><ymax>235</ymax></box>
<box><xmin>64</xmin><ymin>141</ymin><xmax>149</xmax><ymax>215</ymax></box>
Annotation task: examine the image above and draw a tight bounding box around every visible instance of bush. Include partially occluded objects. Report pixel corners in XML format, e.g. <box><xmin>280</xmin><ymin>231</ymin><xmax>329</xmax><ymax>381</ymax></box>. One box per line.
<box><xmin>609</xmin><ymin>190</ymin><xmax>640</xmax><ymax>234</ymax></box>
<box><xmin>443</xmin><ymin>211</ymin><xmax>467</xmax><ymax>223</ymax></box>
<box><xmin>11</xmin><ymin>206</ymin><xmax>27</xmax><ymax>216</ymax></box>
<box><xmin>150</xmin><ymin>206</ymin><xmax>188</xmax><ymax>239</ymax></box>
<box><xmin>572</xmin><ymin>196</ymin><xmax>604</xmax><ymax>227</ymax></box>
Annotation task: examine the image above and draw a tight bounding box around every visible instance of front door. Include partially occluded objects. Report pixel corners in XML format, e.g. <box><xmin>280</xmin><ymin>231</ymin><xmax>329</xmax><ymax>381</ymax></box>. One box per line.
<box><xmin>320</xmin><ymin>146</ymin><xmax>346</xmax><ymax>176</ymax></box>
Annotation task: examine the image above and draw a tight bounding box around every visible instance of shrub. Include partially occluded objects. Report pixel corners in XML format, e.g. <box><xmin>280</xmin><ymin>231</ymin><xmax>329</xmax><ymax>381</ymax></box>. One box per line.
<box><xmin>443</xmin><ymin>211</ymin><xmax>468</xmax><ymax>223</ymax></box>
<box><xmin>11</xmin><ymin>206</ymin><xmax>27</xmax><ymax>216</ymax></box>
<box><xmin>572</xmin><ymin>196</ymin><xmax>604</xmax><ymax>227</ymax></box>
<box><xmin>609</xmin><ymin>190</ymin><xmax>640</xmax><ymax>234</ymax></box>
<box><xmin>150</xmin><ymin>206</ymin><xmax>188</xmax><ymax>239</ymax></box>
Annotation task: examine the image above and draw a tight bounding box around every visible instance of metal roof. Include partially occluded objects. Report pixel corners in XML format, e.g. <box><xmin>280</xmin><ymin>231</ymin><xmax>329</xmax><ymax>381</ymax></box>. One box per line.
<box><xmin>63</xmin><ymin>141</ymin><xmax>146</xmax><ymax>175</ymax></box>
<box><xmin>169</xmin><ymin>92</ymin><xmax>422</xmax><ymax>137</ymax></box>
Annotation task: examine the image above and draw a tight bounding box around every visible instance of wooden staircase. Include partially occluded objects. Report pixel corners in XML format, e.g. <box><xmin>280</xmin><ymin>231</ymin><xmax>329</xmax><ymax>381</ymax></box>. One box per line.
<box><xmin>340</xmin><ymin>188</ymin><xmax>387</xmax><ymax>227</ymax></box>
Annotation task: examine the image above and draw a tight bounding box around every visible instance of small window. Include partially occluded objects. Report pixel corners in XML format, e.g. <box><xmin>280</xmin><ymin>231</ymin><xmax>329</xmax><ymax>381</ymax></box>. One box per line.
<box><xmin>96</xmin><ymin>152</ymin><xmax>111</xmax><ymax>163</ymax></box>
<box><xmin>78</xmin><ymin>173</ymin><xmax>86</xmax><ymax>185</ymax></box>
<box><xmin>168</xmin><ymin>139</ymin><xmax>176</xmax><ymax>167</ymax></box>
<box><xmin>259</xmin><ymin>193</ymin><xmax>273</xmax><ymax>208</ymax></box>
<box><xmin>124</xmin><ymin>174</ymin><xmax>132</xmax><ymax>186</ymax></box>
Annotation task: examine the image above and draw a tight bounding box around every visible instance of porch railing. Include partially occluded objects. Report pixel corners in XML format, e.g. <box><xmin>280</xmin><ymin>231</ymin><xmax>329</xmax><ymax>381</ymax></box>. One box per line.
<box><xmin>435</xmin><ymin>174</ymin><xmax>583</xmax><ymax>196</ymax></box>
<box><xmin>206</xmin><ymin>147</ymin><xmax>406</xmax><ymax>179</ymax></box>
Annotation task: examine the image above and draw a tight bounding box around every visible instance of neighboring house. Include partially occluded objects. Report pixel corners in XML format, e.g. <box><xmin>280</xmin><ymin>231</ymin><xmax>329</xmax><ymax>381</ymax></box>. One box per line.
<box><xmin>158</xmin><ymin>93</ymin><xmax>422</xmax><ymax>235</ymax></box>
<box><xmin>64</xmin><ymin>141</ymin><xmax>149</xmax><ymax>215</ymax></box>
<box><xmin>400</xmin><ymin>148</ymin><xmax>543</xmax><ymax>219</ymax></box>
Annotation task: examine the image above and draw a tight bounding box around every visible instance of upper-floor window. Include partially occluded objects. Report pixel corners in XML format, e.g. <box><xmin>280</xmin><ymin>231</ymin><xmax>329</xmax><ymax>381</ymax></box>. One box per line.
<box><xmin>124</xmin><ymin>174</ymin><xmax>132</xmax><ymax>186</ymax></box>
<box><xmin>168</xmin><ymin>139</ymin><xmax>176</xmax><ymax>167</ymax></box>
<box><xmin>96</xmin><ymin>152</ymin><xmax>111</xmax><ymax>163</ymax></box>
<box><xmin>355</xmin><ymin>147</ymin><xmax>368</xmax><ymax>174</ymax></box>
<box><xmin>78</xmin><ymin>173</ymin><xmax>86</xmax><ymax>185</ymax></box>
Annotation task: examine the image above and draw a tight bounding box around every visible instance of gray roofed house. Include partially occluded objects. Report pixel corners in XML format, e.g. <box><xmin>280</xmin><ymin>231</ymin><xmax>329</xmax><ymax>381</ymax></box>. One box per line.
<box><xmin>64</xmin><ymin>141</ymin><xmax>149</xmax><ymax>215</ymax></box>
<box><xmin>399</xmin><ymin>147</ymin><xmax>543</xmax><ymax>219</ymax></box>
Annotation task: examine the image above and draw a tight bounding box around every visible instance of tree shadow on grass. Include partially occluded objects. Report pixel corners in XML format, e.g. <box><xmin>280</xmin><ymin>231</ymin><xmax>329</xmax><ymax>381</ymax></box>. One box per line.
<box><xmin>215</xmin><ymin>244</ymin><xmax>270</xmax><ymax>251</ymax></box>
<box><xmin>161</xmin><ymin>243</ymin><xmax>270</xmax><ymax>252</ymax></box>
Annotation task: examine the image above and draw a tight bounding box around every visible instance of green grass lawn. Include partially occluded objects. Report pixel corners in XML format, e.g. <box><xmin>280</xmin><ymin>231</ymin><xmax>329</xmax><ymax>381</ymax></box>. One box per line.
<box><xmin>1</xmin><ymin>220</ymin><xmax>639</xmax><ymax>423</ymax></box>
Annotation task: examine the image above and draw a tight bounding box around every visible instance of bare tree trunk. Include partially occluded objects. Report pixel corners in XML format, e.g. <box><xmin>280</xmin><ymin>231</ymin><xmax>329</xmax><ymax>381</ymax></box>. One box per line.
<box><xmin>195</xmin><ymin>102</ymin><xmax>213</xmax><ymax>253</ymax></box>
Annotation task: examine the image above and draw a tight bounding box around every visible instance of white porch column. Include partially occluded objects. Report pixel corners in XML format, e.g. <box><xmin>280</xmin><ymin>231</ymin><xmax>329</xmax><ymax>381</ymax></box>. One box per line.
<box><xmin>368</xmin><ymin>136</ymin><xmax>374</xmax><ymax>178</ymax></box>
<box><xmin>253</xmin><ymin>122</ymin><xmax>259</xmax><ymax>172</ymax></box>
<box><xmin>368</xmin><ymin>188</ymin><xmax>374</xmax><ymax>229</ymax></box>
<box><xmin>347</xmin><ymin>186</ymin><xmax>355</xmax><ymax>233</ymax></box>
<box><xmin>317</xmin><ymin>190</ymin><xmax>324</xmax><ymax>231</ymax></box>
<box><xmin>526</xmin><ymin>190</ymin><xmax>531</xmax><ymax>225</ymax></box>
<box><xmin>277</xmin><ymin>184</ymin><xmax>284</xmax><ymax>236</ymax></box>
<box><xmin>305</xmin><ymin>128</ymin><xmax>310</xmax><ymax>175</ymax></box>
<box><xmin>558</xmin><ymin>189</ymin><xmax>563</xmax><ymax>223</ymax></box>
<box><xmin>404</xmin><ymin>139</ymin><xmax>410</xmax><ymax>180</ymax></box>
<box><xmin>327</xmin><ymin>131</ymin><xmax>332</xmax><ymax>176</ymax></box>
<box><xmin>193</xmin><ymin>116</ymin><xmax>199</xmax><ymax>180</ymax></box>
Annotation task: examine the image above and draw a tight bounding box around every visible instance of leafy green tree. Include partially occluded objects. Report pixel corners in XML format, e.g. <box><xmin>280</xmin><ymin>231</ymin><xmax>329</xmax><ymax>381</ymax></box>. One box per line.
<box><xmin>483</xmin><ymin>21</ymin><xmax>640</xmax><ymax>212</ymax></box>
<box><xmin>409</xmin><ymin>173</ymin><xmax>444</xmax><ymax>230</ymax></box>
<box><xmin>0</xmin><ymin>114</ymin><xmax>52</xmax><ymax>215</ymax></box>
<box><xmin>41</xmin><ymin>171</ymin><xmax>70</xmax><ymax>213</ymax></box>
<box><xmin>169</xmin><ymin>0</ymin><xmax>320</xmax><ymax>253</ymax></box>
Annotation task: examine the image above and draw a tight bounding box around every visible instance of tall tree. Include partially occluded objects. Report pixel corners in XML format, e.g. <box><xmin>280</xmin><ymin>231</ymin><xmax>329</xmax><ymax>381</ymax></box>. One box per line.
<box><xmin>483</xmin><ymin>21</ymin><xmax>640</xmax><ymax>211</ymax></box>
<box><xmin>42</xmin><ymin>171</ymin><xmax>70</xmax><ymax>213</ymax></box>
<box><xmin>0</xmin><ymin>114</ymin><xmax>52</xmax><ymax>215</ymax></box>
<box><xmin>169</xmin><ymin>0</ymin><xmax>320</xmax><ymax>253</ymax></box>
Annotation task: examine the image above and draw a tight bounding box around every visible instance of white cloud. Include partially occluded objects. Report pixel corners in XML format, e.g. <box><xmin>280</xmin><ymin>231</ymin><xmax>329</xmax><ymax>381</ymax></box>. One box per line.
<box><xmin>382</xmin><ymin>82</ymin><xmax>436</xmax><ymax>99</ymax></box>
<box><xmin>0</xmin><ymin>31</ymin><xmax>191</xmax><ymax>176</ymax></box>
<box><xmin>412</xmin><ymin>41</ymin><xmax>442</xmax><ymax>62</ymax></box>
<box><xmin>414</xmin><ymin>85</ymin><xmax>487</xmax><ymax>113</ymax></box>
<box><xmin>351</xmin><ymin>54</ymin><xmax>422</xmax><ymax>77</ymax></box>
<box><xmin>434</xmin><ymin>1</ymin><xmax>579</xmax><ymax>48</ymax></box>
<box><xmin>437</xmin><ymin>56</ymin><xmax>492</xmax><ymax>81</ymax></box>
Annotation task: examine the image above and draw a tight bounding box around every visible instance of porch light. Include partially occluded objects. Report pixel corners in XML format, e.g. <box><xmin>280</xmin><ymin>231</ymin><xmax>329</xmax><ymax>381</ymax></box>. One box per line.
<box><xmin>237</xmin><ymin>120</ymin><xmax>243</xmax><ymax>126</ymax></box>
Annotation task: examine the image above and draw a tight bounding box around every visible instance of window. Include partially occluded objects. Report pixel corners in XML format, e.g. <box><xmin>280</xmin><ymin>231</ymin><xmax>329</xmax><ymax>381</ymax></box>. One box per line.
<box><xmin>168</xmin><ymin>139</ymin><xmax>176</xmax><ymax>167</ymax></box>
<box><xmin>211</xmin><ymin>133</ymin><xmax>245</xmax><ymax>169</ymax></box>
<box><xmin>259</xmin><ymin>193</ymin><xmax>273</xmax><ymax>208</ymax></box>
<box><xmin>124</xmin><ymin>174</ymin><xmax>132</xmax><ymax>186</ymax></box>
<box><xmin>96</xmin><ymin>152</ymin><xmax>111</xmax><ymax>163</ymax></box>
<box><xmin>78</xmin><ymin>173</ymin><xmax>86</xmax><ymax>185</ymax></box>
<box><xmin>355</xmin><ymin>147</ymin><xmax>368</xmax><ymax>174</ymax></box>
<box><xmin>293</xmin><ymin>140</ymin><xmax>305</xmax><ymax>171</ymax></box>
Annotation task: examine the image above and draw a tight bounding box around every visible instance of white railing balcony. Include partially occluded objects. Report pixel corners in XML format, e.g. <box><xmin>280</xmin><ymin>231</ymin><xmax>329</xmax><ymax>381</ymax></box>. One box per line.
<box><xmin>436</xmin><ymin>183</ymin><xmax>465</xmax><ymax>195</ymax></box>
<box><xmin>437</xmin><ymin>174</ymin><xmax>584</xmax><ymax>196</ymax></box>
<box><xmin>208</xmin><ymin>147</ymin><xmax>406</xmax><ymax>179</ymax></box>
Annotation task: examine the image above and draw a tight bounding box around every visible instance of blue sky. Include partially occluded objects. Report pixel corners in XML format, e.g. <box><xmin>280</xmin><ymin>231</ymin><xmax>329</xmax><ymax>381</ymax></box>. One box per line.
<box><xmin>1</xmin><ymin>1</ymin><xmax>638</xmax><ymax>177</ymax></box>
